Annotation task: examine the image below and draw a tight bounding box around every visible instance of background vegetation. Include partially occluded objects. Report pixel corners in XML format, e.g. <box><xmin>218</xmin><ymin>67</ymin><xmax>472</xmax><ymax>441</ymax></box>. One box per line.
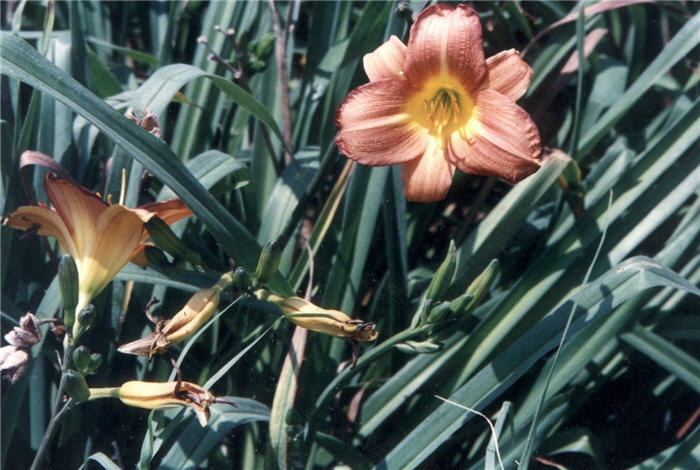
<box><xmin>1</xmin><ymin>1</ymin><xmax>699</xmax><ymax>469</ymax></box>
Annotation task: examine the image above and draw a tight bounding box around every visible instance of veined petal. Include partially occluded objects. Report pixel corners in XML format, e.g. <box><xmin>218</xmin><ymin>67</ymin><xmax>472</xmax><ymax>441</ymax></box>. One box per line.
<box><xmin>401</xmin><ymin>138</ymin><xmax>455</xmax><ymax>202</ymax></box>
<box><xmin>3</xmin><ymin>205</ymin><xmax>78</xmax><ymax>258</ymax></box>
<box><xmin>133</xmin><ymin>199</ymin><xmax>192</xmax><ymax>226</ymax></box>
<box><xmin>78</xmin><ymin>205</ymin><xmax>145</xmax><ymax>300</ymax></box>
<box><xmin>482</xmin><ymin>49</ymin><xmax>533</xmax><ymax>101</ymax></box>
<box><xmin>44</xmin><ymin>174</ymin><xmax>107</xmax><ymax>261</ymax></box>
<box><xmin>449</xmin><ymin>89</ymin><xmax>541</xmax><ymax>182</ymax></box>
<box><xmin>363</xmin><ymin>35</ymin><xmax>407</xmax><ymax>81</ymax></box>
<box><xmin>336</xmin><ymin>79</ymin><xmax>429</xmax><ymax>166</ymax></box>
<box><xmin>403</xmin><ymin>4</ymin><xmax>486</xmax><ymax>93</ymax></box>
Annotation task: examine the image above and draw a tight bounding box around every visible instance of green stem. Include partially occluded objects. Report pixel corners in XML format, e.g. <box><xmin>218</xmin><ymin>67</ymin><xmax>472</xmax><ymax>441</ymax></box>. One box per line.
<box><xmin>51</xmin><ymin>335</ymin><xmax>74</xmax><ymax>418</ymax></box>
<box><xmin>35</xmin><ymin>332</ymin><xmax>75</xmax><ymax>469</ymax></box>
<box><xmin>29</xmin><ymin>399</ymin><xmax>72</xmax><ymax>470</ymax></box>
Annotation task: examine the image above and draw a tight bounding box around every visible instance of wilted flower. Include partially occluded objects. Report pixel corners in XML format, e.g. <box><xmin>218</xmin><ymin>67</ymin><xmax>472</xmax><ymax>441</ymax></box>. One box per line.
<box><xmin>118</xmin><ymin>272</ymin><xmax>234</xmax><ymax>356</ymax></box>
<box><xmin>125</xmin><ymin>108</ymin><xmax>161</xmax><ymax>138</ymax></box>
<box><xmin>90</xmin><ymin>380</ymin><xmax>235</xmax><ymax>426</ymax></box>
<box><xmin>3</xmin><ymin>158</ymin><xmax>192</xmax><ymax>335</ymax></box>
<box><xmin>336</xmin><ymin>3</ymin><xmax>541</xmax><ymax>202</ymax></box>
<box><xmin>257</xmin><ymin>290</ymin><xmax>378</xmax><ymax>342</ymax></box>
<box><xmin>1</xmin><ymin>313</ymin><xmax>42</xmax><ymax>383</ymax></box>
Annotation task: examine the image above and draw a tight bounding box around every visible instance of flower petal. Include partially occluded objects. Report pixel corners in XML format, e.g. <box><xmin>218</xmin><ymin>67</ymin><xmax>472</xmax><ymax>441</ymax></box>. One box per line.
<box><xmin>78</xmin><ymin>205</ymin><xmax>145</xmax><ymax>301</ymax></box>
<box><xmin>44</xmin><ymin>174</ymin><xmax>107</xmax><ymax>260</ymax></box>
<box><xmin>448</xmin><ymin>89</ymin><xmax>541</xmax><ymax>182</ymax></box>
<box><xmin>400</xmin><ymin>139</ymin><xmax>455</xmax><ymax>202</ymax></box>
<box><xmin>133</xmin><ymin>199</ymin><xmax>192</xmax><ymax>225</ymax></box>
<box><xmin>403</xmin><ymin>4</ymin><xmax>486</xmax><ymax>93</ymax></box>
<box><xmin>129</xmin><ymin>242</ymin><xmax>151</xmax><ymax>268</ymax></box>
<box><xmin>483</xmin><ymin>49</ymin><xmax>533</xmax><ymax>101</ymax></box>
<box><xmin>363</xmin><ymin>35</ymin><xmax>407</xmax><ymax>81</ymax></box>
<box><xmin>3</xmin><ymin>205</ymin><xmax>78</xmax><ymax>258</ymax></box>
<box><xmin>336</xmin><ymin>79</ymin><xmax>429</xmax><ymax>166</ymax></box>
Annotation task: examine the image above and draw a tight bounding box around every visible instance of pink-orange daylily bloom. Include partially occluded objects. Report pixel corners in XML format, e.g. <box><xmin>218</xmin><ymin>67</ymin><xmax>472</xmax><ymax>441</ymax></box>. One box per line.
<box><xmin>3</xmin><ymin>171</ymin><xmax>192</xmax><ymax>319</ymax></box>
<box><xmin>336</xmin><ymin>4</ymin><xmax>542</xmax><ymax>202</ymax></box>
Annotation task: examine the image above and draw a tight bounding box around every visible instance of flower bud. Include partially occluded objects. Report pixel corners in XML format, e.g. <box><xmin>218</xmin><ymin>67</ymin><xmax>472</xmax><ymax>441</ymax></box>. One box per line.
<box><xmin>72</xmin><ymin>346</ymin><xmax>92</xmax><ymax>374</ymax></box>
<box><xmin>144</xmin><ymin>245</ymin><xmax>171</xmax><ymax>270</ymax></box>
<box><xmin>426</xmin><ymin>301</ymin><xmax>456</xmax><ymax>323</ymax></box>
<box><xmin>58</xmin><ymin>254</ymin><xmax>79</xmax><ymax>328</ymax></box>
<box><xmin>458</xmin><ymin>259</ymin><xmax>500</xmax><ymax>315</ymax></box>
<box><xmin>257</xmin><ymin>290</ymin><xmax>377</xmax><ymax>342</ymax></box>
<box><xmin>74</xmin><ymin>305</ymin><xmax>96</xmax><ymax>339</ymax></box>
<box><xmin>88</xmin><ymin>353</ymin><xmax>102</xmax><ymax>374</ymax></box>
<box><xmin>232</xmin><ymin>267</ymin><xmax>251</xmax><ymax>291</ymax></box>
<box><xmin>65</xmin><ymin>370</ymin><xmax>90</xmax><ymax>402</ymax></box>
<box><xmin>252</xmin><ymin>240</ymin><xmax>281</xmax><ymax>288</ymax></box>
<box><xmin>425</xmin><ymin>240</ymin><xmax>456</xmax><ymax>301</ymax></box>
<box><xmin>145</xmin><ymin>216</ymin><xmax>202</xmax><ymax>266</ymax></box>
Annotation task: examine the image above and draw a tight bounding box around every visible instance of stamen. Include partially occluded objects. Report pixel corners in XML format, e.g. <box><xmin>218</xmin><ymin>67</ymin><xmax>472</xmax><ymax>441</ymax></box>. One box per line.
<box><xmin>119</xmin><ymin>168</ymin><xmax>127</xmax><ymax>205</ymax></box>
<box><xmin>426</xmin><ymin>88</ymin><xmax>462</xmax><ymax>136</ymax></box>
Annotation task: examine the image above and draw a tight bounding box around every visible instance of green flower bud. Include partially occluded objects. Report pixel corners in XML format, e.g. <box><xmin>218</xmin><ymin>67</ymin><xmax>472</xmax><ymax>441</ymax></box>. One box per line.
<box><xmin>426</xmin><ymin>301</ymin><xmax>455</xmax><ymax>323</ymax></box>
<box><xmin>459</xmin><ymin>259</ymin><xmax>500</xmax><ymax>315</ymax></box>
<box><xmin>448</xmin><ymin>293</ymin><xmax>474</xmax><ymax>316</ymax></box>
<box><xmin>72</xmin><ymin>346</ymin><xmax>91</xmax><ymax>374</ymax></box>
<box><xmin>233</xmin><ymin>267</ymin><xmax>251</xmax><ymax>291</ymax></box>
<box><xmin>144</xmin><ymin>245</ymin><xmax>170</xmax><ymax>270</ymax></box>
<box><xmin>425</xmin><ymin>240</ymin><xmax>456</xmax><ymax>301</ymax></box>
<box><xmin>65</xmin><ymin>370</ymin><xmax>90</xmax><ymax>403</ymax></box>
<box><xmin>74</xmin><ymin>305</ymin><xmax>96</xmax><ymax>340</ymax></box>
<box><xmin>252</xmin><ymin>240</ymin><xmax>281</xmax><ymax>288</ymax></box>
<box><xmin>58</xmin><ymin>254</ymin><xmax>79</xmax><ymax>328</ymax></box>
<box><xmin>145</xmin><ymin>216</ymin><xmax>201</xmax><ymax>265</ymax></box>
<box><xmin>88</xmin><ymin>353</ymin><xmax>102</xmax><ymax>374</ymax></box>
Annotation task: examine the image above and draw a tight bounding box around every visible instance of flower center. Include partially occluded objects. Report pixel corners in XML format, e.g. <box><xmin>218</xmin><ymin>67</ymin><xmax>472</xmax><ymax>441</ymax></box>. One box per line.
<box><xmin>405</xmin><ymin>78</ymin><xmax>473</xmax><ymax>139</ymax></box>
<box><xmin>425</xmin><ymin>88</ymin><xmax>461</xmax><ymax>135</ymax></box>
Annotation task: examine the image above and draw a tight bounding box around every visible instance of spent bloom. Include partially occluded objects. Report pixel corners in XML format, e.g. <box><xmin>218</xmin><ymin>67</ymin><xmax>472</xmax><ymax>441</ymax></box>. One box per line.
<box><xmin>336</xmin><ymin>4</ymin><xmax>541</xmax><ymax>202</ymax></box>
<box><xmin>118</xmin><ymin>271</ymin><xmax>234</xmax><ymax>356</ymax></box>
<box><xmin>90</xmin><ymin>380</ymin><xmax>234</xmax><ymax>426</ymax></box>
<box><xmin>0</xmin><ymin>313</ymin><xmax>42</xmax><ymax>383</ymax></box>
<box><xmin>257</xmin><ymin>290</ymin><xmax>378</xmax><ymax>342</ymax></box>
<box><xmin>3</xmin><ymin>153</ymin><xmax>192</xmax><ymax>335</ymax></box>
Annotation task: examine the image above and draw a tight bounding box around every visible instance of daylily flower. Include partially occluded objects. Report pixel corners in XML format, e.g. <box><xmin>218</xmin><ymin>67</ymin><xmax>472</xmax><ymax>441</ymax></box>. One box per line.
<box><xmin>3</xmin><ymin>169</ymin><xmax>192</xmax><ymax>332</ymax></box>
<box><xmin>89</xmin><ymin>380</ymin><xmax>235</xmax><ymax>426</ymax></box>
<box><xmin>336</xmin><ymin>4</ymin><xmax>541</xmax><ymax>202</ymax></box>
<box><xmin>256</xmin><ymin>290</ymin><xmax>378</xmax><ymax>342</ymax></box>
<box><xmin>118</xmin><ymin>271</ymin><xmax>234</xmax><ymax>356</ymax></box>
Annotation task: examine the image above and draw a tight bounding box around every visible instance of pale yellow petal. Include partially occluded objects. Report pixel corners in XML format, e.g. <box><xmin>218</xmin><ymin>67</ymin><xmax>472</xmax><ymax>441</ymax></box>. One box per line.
<box><xmin>78</xmin><ymin>205</ymin><xmax>144</xmax><ymax>301</ymax></box>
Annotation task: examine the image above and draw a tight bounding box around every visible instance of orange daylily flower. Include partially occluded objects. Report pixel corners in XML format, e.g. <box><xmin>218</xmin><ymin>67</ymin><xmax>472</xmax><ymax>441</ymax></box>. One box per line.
<box><xmin>336</xmin><ymin>4</ymin><xmax>541</xmax><ymax>202</ymax></box>
<box><xmin>3</xmin><ymin>172</ymin><xmax>192</xmax><ymax>319</ymax></box>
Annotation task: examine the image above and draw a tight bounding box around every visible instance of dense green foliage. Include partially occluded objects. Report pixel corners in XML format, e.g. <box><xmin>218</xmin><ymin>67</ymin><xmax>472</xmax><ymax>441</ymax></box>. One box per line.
<box><xmin>1</xmin><ymin>1</ymin><xmax>699</xmax><ymax>469</ymax></box>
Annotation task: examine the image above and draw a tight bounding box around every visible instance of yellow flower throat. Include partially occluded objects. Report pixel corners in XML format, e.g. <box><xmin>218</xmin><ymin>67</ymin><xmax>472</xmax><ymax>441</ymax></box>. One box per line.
<box><xmin>406</xmin><ymin>77</ymin><xmax>473</xmax><ymax>139</ymax></box>
<box><xmin>425</xmin><ymin>88</ymin><xmax>461</xmax><ymax>135</ymax></box>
